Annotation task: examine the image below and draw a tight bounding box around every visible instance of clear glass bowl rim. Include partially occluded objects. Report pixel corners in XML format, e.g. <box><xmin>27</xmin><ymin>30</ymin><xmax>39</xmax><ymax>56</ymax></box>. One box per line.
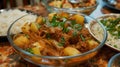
<box><xmin>108</xmin><ymin>53</ymin><xmax>120</xmax><ymax>67</ymax></box>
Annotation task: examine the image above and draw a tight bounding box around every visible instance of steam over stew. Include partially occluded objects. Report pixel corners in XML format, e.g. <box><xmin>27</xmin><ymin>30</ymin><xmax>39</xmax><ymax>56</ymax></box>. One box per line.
<box><xmin>13</xmin><ymin>12</ymin><xmax>98</xmax><ymax>56</ymax></box>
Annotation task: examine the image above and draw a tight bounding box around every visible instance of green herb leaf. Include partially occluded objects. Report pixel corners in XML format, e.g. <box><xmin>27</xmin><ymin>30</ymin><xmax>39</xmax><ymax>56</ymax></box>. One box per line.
<box><xmin>51</xmin><ymin>22</ymin><xmax>59</xmax><ymax>27</ymax></box>
<box><xmin>100</xmin><ymin>17</ymin><xmax>120</xmax><ymax>39</ymax></box>
<box><xmin>58</xmin><ymin>22</ymin><xmax>65</xmax><ymax>28</ymax></box>
<box><xmin>73</xmin><ymin>24</ymin><xmax>82</xmax><ymax>31</ymax></box>
<box><xmin>61</xmin><ymin>37</ymin><xmax>65</xmax><ymax>43</ymax></box>
<box><xmin>36</xmin><ymin>23</ymin><xmax>41</xmax><ymax>29</ymax></box>
<box><xmin>51</xmin><ymin>14</ymin><xmax>57</xmax><ymax>23</ymax></box>
<box><xmin>118</xmin><ymin>31</ymin><xmax>120</xmax><ymax>39</ymax></box>
<box><xmin>62</xmin><ymin>27</ymin><xmax>70</xmax><ymax>33</ymax></box>
<box><xmin>114</xmin><ymin>45</ymin><xmax>118</xmax><ymax>48</ymax></box>
<box><xmin>58</xmin><ymin>43</ymin><xmax>64</xmax><ymax>46</ymax></box>
<box><xmin>26</xmin><ymin>48</ymin><xmax>34</xmax><ymax>54</ymax></box>
<box><xmin>25</xmin><ymin>34</ymin><xmax>29</xmax><ymax>38</ymax></box>
<box><xmin>46</xmin><ymin>33</ymin><xmax>51</xmax><ymax>39</ymax></box>
<box><xmin>72</xmin><ymin>31</ymin><xmax>78</xmax><ymax>37</ymax></box>
<box><xmin>58</xmin><ymin>37</ymin><xmax>65</xmax><ymax>46</ymax></box>
<box><xmin>80</xmin><ymin>34</ymin><xmax>85</xmax><ymax>41</ymax></box>
<box><xmin>71</xmin><ymin>20</ymin><xmax>76</xmax><ymax>25</ymax></box>
<box><xmin>42</xmin><ymin>18</ymin><xmax>46</xmax><ymax>24</ymax></box>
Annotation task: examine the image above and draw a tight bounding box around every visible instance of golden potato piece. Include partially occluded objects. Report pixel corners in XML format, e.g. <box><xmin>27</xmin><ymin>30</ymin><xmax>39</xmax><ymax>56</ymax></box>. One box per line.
<box><xmin>35</xmin><ymin>16</ymin><xmax>43</xmax><ymax>24</ymax></box>
<box><xmin>32</xmin><ymin>41</ymin><xmax>45</xmax><ymax>51</ymax></box>
<box><xmin>14</xmin><ymin>35</ymin><xmax>29</xmax><ymax>48</ymax></box>
<box><xmin>63</xmin><ymin>47</ymin><xmax>81</xmax><ymax>56</ymax></box>
<box><xmin>32</xmin><ymin>47</ymin><xmax>41</xmax><ymax>55</ymax></box>
<box><xmin>30</xmin><ymin>22</ymin><xmax>39</xmax><ymax>32</ymax></box>
<box><xmin>58</xmin><ymin>12</ymin><xmax>69</xmax><ymax>18</ymax></box>
<box><xmin>87</xmin><ymin>40</ymin><xmax>98</xmax><ymax>49</ymax></box>
<box><xmin>31</xmin><ymin>56</ymin><xmax>41</xmax><ymax>64</ymax></box>
<box><xmin>21</xmin><ymin>23</ymin><xmax>30</xmax><ymax>34</ymax></box>
<box><xmin>48</xmin><ymin>13</ymin><xmax>56</xmax><ymax>21</ymax></box>
<box><xmin>71</xmin><ymin>14</ymin><xmax>84</xmax><ymax>25</ymax></box>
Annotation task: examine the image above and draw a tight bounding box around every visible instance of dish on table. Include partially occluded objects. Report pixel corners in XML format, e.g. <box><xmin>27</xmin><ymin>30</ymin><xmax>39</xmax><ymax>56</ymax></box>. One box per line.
<box><xmin>7</xmin><ymin>11</ymin><xmax>107</xmax><ymax>66</ymax></box>
<box><xmin>103</xmin><ymin>0</ymin><xmax>120</xmax><ymax>11</ymax></box>
<box><xmin>108</xmin><ymin>53</ymin><xmax>120</xmax><ymax>67</ymax></box>
<box><xmin>90</xmin><ymin>14</ymin><xmax>120</xmax><ymax>51</ymax></box>
<box><xmin>42</xmin><ymin>0</ymin><xmax>98</xmax><ymax>15</ymax></box>
<box><xmin>0</xmin><ymin>9</ymin><xmax>37</xmax><ymax>42</ymax></box>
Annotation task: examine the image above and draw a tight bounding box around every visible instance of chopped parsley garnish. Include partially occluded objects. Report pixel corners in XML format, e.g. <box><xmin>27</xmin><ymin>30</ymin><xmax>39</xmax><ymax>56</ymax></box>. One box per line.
<box><xmin>26</xmin><ymin>48</ymin><xmax>34</xmax><ymax>54</ymax></box>
<box><xmin>51</xmin><ymin>14</ymin><xmax>57</xmax><ymax>23</ymax></box>
<box><xmin>73</xmin><ymin>24</ymin><xmax>82</xmax><ymax>31</ymax></box>
<box><xmin>46</xmin><ymin>33</ymin><xmax>51</xmax><ymax>39</ymax></box>
<box><xmin>71</xmin><ymin>20</ymin><xmax>76</xmax><ymax>25</ymax></box>
<box><xmin>36</xmin><ymin>23</ymin><xmax>41</xmax><ymax>29</ymax></box>
<box><xmin>72</xmin><ymin>31</ymin><xmax>78</xmax><ymax>37</ymax></box>
<box><xmin>58</xmin><ymin>43</ymin><xmax>64</xmax><ymax>46</ymax></box>
<box><xmin>50</xmin><ymin>14</ymin><xmax>82</xmax><ymax>34</ymax></box>
<box><xmin>50</xmin><ymin>15</ymin><xmax>66</xmax><ymax>28</ymax></box>
<box><xmin>58</xmin><ymin>37</ymin><xmax>65</xmax><ymax>46</ymax></box>
<box><xmin>114</xmin><ymin>45</ymin><xmax>118</xmax><ymax>48</ymax></box>
<box><xmin>100</xmin><ymin>17</ymin><xmax>120</xmax><ymax>39</ymax></box>
<box><xmin>25</xmin><ymin>34</ymin><xmax>29</xmax><ymax>38</ymax></box>
<box><xmin>42</xmin><ymin>18</ymin><xmax>46</xmax><ymax>24</ymax></box>
<box><xmin>80</xmin><ymin>34</ymin><xmax>85</xmax><ymax>41</ymax></box>
<box><xmin>62</xmin><ymin>27</ymin><xmax>70</xmax><ymax>33</ymax></box>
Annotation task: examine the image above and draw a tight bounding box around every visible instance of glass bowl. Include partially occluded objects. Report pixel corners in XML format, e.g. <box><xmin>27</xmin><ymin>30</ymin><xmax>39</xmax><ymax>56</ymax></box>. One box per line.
<box><xmin>108</xmin><ymin>53</ymin><xmax>120</xmax><ymax>67</ymax></box>
<box><xmin>7</xmin><ymin>11</ymin><xmax>107</xmax><ymax>67</ymax></box>
<box><xmin>42</xmin><ymin>0</ymin><xmax>99</xmax><ymax>15</ymax></box>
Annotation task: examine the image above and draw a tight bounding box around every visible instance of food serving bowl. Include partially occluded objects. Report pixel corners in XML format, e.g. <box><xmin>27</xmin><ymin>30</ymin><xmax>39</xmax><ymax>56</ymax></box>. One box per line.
<box><xmin>90</xmin><ymin>14</ymin><xmax>120</xmax><ymax>52</ymax></box>
<box><xmin>42</xmin><ymin>0</ymin><xmax>99</xmax><ymax>15</ymax></box>
<box><xmin>7</xmin><ymin>11</ymin><xmax>107</xmax><ymax>67</ymax></box>
<box><xmin>108</xmin><ymin>53</ymin><xmax>120</xmax><ymax>67</ymax></box>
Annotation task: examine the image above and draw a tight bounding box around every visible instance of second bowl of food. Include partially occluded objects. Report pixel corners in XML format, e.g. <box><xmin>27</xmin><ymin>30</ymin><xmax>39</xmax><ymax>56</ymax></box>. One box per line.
<box><xmin>42</xmin><ymin>0</ymin><xmax>98</xmax><ymax>15</ymax></box>
<box><xmin>90</xmin><ymin>14</ymin><xmax>120</xmax><ymax>52</ymax></box>
<box><xmin>7</xmin><ymin>11</ymin><xmax>107</xmax><ymax>67</ymax></box>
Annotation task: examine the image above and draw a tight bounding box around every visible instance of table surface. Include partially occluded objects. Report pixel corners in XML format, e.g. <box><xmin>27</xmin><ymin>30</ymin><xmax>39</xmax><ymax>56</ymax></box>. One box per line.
<box><xmin>0</xmin><ymin>0</ymin><xmax>120</xmax><ymax>67</ymax></box>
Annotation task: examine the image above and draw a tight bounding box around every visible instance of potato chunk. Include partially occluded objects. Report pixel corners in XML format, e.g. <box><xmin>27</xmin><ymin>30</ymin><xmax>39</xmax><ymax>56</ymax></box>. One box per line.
<box><xmin>71</xmin><ymin>14</ymin><xmax>84</xmax><ymax>25</ymax></box>
<box><xmin>14</xmin><ymin>35</ymin><xmax>29</xmax><ymax>48</ymax></box>
<box><xmin>31</xmin><ymin>41</ymin><xmax>46</xmax><ymax>55</ymax></box>
<box><xmin>35</xmin><ymin>16</ymin><xmax>43</xmax><ymax>24</ymax></box>
<box><xmin>58</xmin><ymin>12</ymin><xmax>69</xmax><ymax>18</ymax></box>
<box><xmin>30</xmin><ymin>22</ymin><xmax>39</xmax><ymax>32</ymax></box>
<box><xmin>87</xmin><ymin>40</ymin><xmax>98</xmax><ymax>49</ymax></box>
<box><xmin>32</xmin><ymin>47</ymin><xmax>41</xmax><ymax>55</ymax></box>
<box><xmin>21</xmin><ymin>23</ymin><xmax>30</xmax><ymax>34</ymax></box>
<box><xmin>32</xmin><ymin>41</ymin><xmax>45</xmax><ymax>51</ymax></box>
<box><xmin>63</xmin><ymin>47</ymin><xmax>81</xmax><ymax>56</ymax></box>
<box><xmin>48</xmin><ymin>13</ymin><xmax>56</xmax><ymax>21</ymax></box>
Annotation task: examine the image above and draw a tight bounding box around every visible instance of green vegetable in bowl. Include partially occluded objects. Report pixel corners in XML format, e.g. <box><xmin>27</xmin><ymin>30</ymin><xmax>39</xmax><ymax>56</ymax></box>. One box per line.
<box><xmin>100</xmin><ymin>17</ymin><xmax>120</xmax><ymax>39</ymax></box>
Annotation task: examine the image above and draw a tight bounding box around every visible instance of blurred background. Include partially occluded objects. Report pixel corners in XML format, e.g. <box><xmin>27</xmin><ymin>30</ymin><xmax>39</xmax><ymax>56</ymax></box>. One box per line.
<box><xmin>0</xmin><ymin>0</ymin><xmax>41</xmax><ymax>9</ymax></box>
<box><xmin>0</xmin><ymin>0</ymin><xmax>49</xmax><ymax>16</ymax></box>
